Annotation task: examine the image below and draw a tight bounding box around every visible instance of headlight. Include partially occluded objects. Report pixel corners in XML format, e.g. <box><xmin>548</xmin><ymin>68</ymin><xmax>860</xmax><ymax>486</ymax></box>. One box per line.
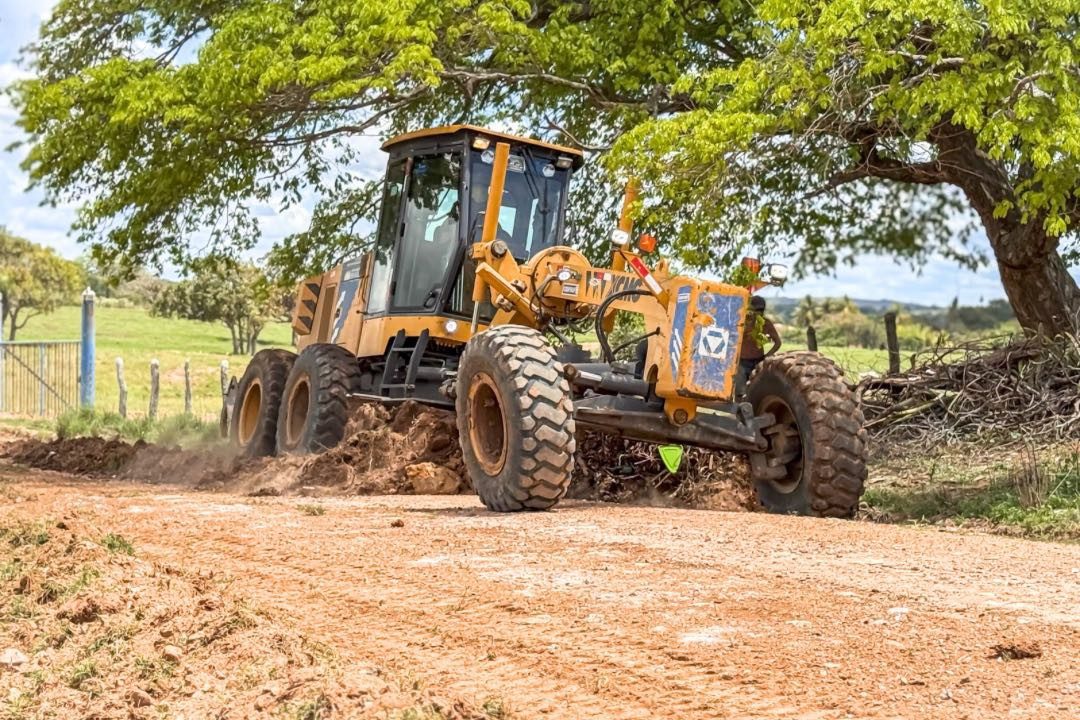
<box><xmin>764</xmin><ymin>263</ymin><xmax>789</xmax><ymax>285</ymax></box>
<box><xmin>444</xmin><ymin>319</ymin><xmax>459</xmax><ymax>334</ymax></box>
<box><xmin>610</xmin><ymin>229</ymin><xmax>630</xmax><ymax>246</ymax></box>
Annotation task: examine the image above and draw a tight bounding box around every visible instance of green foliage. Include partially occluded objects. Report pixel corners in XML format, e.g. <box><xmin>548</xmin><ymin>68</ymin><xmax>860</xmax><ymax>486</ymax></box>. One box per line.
<box><xmin>13</xmin><ymin>0</ymin><xmax>1080</xmax><ymax>330</ymax></box>
<box><xmin>0</xmin><ymin>229</ymin><xmax>84</xmax><ymax>340</ymax></box>
<box><xmin>56</xmin><ymin>408</ymin><xmax>217</xmax><ymax>447</ymax></box>
<box><xmin>152</xmin><ymin>257</ymin><xmax>290</xmax><ymax>355</ymax></box>
<box><xmin>56</xmin><ymin>408</ymin><xmax>154</xmax><ymax>442</ymax></box>
<box><xmin>100</xmin><ymin>533</ymin><xmax>135</xmax><ymax>556</ymax></box>
<box><xmin>9</xmin><ymin>0</ymin><xmax>750</xmax><ymax>281</ymax></box>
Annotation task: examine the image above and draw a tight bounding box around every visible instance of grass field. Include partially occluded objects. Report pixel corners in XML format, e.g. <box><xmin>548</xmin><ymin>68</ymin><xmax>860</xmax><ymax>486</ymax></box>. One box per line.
<box><xmin>6</xmin><ymin>305</ymin><xmax>292</xmax><ymax>420</ymax></box>
<box><xmin>4</xmin><ymin>304</ymin><xmax>891</xmax><ymax>423</ymax></box>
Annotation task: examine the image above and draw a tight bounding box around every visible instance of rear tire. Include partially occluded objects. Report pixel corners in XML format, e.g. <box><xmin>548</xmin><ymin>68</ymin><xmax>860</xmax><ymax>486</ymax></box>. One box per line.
<box><xmin>230</xmin><ymin>349</ymin><xmax>296</xmax><ymax>457</ymax></box>
<box><xmin>456</xmin><ymin>326</ymin><xmax>576</xmax><ymax>512</ymax></box>
<box><xmin>276</xmin><ymin>344</ymin><xmax>361</xmax><ymax>455</ymax></box>
<box><xmin>748</xmin><ymin>352</ymin><xmax>867</xmax><ymax>518</ymax></box>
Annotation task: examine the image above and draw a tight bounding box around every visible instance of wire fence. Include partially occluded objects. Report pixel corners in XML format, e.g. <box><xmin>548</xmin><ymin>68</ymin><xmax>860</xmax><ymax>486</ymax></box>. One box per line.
<box><xmin>0</xmin><ymin>341</ymin><xmax>81</xmax><ymax>417</ymax></box>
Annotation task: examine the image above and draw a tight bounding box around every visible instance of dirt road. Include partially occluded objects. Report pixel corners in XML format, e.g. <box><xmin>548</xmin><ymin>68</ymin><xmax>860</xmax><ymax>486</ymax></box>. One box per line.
<box><xmin>2</xmin><ymin>465</ymin><xmax>1078</xmax><ymax>719</ymax></box>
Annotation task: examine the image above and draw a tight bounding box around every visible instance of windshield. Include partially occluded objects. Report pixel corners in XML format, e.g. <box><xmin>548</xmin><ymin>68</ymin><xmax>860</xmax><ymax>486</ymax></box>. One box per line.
<box><xmin>468</xmin><ymin>152</ymin><xmax>569</xmax><ymax>261</ymax></box>
<box><xmin>391</xmin><ymin>153</ymin><xmax>461</xmax><ymax>310</ymax></box>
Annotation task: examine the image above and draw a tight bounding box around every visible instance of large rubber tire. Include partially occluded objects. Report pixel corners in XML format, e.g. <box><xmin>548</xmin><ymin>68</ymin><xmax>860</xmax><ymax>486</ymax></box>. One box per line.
<box><xmin>276</xmin><ymin>344</ymin><xmax>361</xmax><ymax>455</ymax></box>
<box><xmin>748</xmin><ymin>352</ymin><xmax>868</xmax><ymax>518</ymax></box>
<box><xmin>456</xmin><ymin>326</ymin><xmax>576</xmax><ymax>512</ymax></box>
<box><xmin>230</xmin><ymin>349</ymin><xmax>296</xmax><ymax>458</ymax></box>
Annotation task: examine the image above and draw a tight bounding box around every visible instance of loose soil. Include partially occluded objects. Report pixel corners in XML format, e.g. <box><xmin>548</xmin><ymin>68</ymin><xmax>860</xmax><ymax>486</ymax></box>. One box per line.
<box><xmin>0</xmin><ymin>468</ymin><xmax>1076</xmax><ymax>719</ymax></box>
<box><xmin>1</xmin><ymin>400</ymin><xmax>758</xmax><ymax>510</ymax></box>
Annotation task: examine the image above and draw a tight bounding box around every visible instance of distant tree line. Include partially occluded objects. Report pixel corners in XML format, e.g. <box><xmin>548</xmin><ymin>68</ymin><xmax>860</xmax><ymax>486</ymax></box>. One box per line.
<box><xmin>778</xmin><ymin>295</ymin><xmax>1019</xmax><ymax>351</ymax></box>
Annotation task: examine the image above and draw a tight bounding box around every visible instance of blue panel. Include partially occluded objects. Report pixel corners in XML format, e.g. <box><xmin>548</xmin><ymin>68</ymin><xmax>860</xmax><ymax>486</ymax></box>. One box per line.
<box><xmin>330</xmin><ymin>257</ymin><xmax>363</xmax><ymax>343</ymax></box>
<box><xmin>669</xmin><ymin>285</ymin><xmax>692</xmax><ymax>382</ymax></box>
<box><xmin>689</xmin><ymin>292</ymin><xmax>745</xmax><ymax>394</ymax></box>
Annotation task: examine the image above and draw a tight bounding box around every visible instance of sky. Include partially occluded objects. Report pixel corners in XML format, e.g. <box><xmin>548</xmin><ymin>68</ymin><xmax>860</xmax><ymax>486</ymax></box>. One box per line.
<box><xmin>0</xmin><ymin>0</ymin><xmax>1036</xmax><ymax>308</ymax></box>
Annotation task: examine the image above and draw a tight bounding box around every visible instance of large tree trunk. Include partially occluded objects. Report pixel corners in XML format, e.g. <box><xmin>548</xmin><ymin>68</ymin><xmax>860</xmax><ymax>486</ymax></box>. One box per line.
<box><xmin>934</xmin><ymin>124</ymin><xmax>1080</xmax><ymax>336</ymax></box>
<box><xmin>994</xmin><ymin>239</ymin><xmax>1080</xmax><ymax>336</ymax></box>
<box><xmin>7</xmin><ymin>307</ymin><xmax>19</xmax><ymax>341</ymax></box>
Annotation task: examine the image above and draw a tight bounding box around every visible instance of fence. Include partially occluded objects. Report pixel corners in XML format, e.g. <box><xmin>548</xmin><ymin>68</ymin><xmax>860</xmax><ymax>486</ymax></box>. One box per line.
<box><xmin>0</xmin><ymin>341</ymin><xmax>81</xmax><ymax>417</ymax></box>
<box><xmin>0</xmin><ymin>289</ymin><xmax>95</xmax><ymax>419</ymax></box>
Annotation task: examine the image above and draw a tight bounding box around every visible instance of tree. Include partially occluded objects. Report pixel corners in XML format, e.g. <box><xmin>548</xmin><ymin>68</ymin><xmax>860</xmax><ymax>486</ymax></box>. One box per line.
<box><xmin>12</xmin><ymin>1</ymin><xmax>1080</xmax><ymax>332</ymax></box>
<box><xmin>151</xmin><ymin>259</ymin><xmax>289</xmax><ymax>355</ymax></box>
<box><xmin>0</xmin><ymin>230</ymin><xmax>84</xmax><ymax>340</ymax></box>
<box><xmin>617</xmin><ymin>1</ymin><xmax>1080</xmax><ymax>334</ymax></box>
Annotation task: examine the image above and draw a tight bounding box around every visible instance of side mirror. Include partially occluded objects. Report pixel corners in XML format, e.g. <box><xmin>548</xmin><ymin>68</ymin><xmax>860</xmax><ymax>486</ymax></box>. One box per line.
<box><xmin>761</xmin><ymin>263</ymin><xmax>789</xmax><ymax>286</ymax></box>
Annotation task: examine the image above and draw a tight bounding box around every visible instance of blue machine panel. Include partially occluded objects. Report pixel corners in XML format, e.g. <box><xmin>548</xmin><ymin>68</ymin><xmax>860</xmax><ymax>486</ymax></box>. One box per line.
<box><xmin>330</xmin><ymin>256</ymin><xmax>363</xmax><ymax>343</ymax></box>
<box><xmin>669</xmin><ymin>284</ymin><xmax>692</xmax><ymax>382</ymax></box>
<box><xmin>687</xmin><ymin>292</ymin><xmax>745</xmax><ymax>397</ymax></box>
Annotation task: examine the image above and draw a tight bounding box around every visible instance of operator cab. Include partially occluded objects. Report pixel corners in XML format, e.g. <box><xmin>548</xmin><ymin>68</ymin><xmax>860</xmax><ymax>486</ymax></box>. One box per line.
<box><xmin>369</xmin><ymin>125</ymin><xmax>584</xmax><ymax>321</ymax></box>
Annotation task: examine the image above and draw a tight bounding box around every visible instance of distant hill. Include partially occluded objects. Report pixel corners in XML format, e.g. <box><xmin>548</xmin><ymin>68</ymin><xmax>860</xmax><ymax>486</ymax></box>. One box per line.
<box><xmin>766</xmin><ymin>296</ymin><xmax>941</xmax><ymax>316</ymax></box>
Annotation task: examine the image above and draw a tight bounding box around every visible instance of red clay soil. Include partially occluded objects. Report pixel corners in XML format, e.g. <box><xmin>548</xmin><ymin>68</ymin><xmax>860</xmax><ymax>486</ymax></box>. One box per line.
<box><xmin>1</xmin><ymin>471</ymin><xmax>1076</xmax><ymax>719</ymax></box>
<box><xmin>1</xmin><ymin>400</ymin><xmax>758</xmax><ymax>509</ymax></box>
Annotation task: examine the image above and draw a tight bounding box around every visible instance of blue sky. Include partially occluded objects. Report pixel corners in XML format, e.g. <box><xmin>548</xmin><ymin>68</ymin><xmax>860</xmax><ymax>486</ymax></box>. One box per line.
<box><xmin>0</xmin><ymin>0</ymin><xmax>1028</xmax><ymax>307</ymax></box>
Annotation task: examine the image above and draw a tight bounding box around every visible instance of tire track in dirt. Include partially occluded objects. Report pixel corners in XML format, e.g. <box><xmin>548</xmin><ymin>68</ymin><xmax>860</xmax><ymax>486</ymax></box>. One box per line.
<box><xmin>6</xmin><ymin>474</ymin><xmax>1079</xmax><ymax>719</ymax></box>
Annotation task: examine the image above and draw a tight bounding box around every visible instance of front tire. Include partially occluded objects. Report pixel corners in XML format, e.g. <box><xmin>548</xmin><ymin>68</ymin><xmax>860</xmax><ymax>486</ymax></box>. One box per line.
<box><xmin>230</xmin><ymin>350</ymin><xmax>296</xmax><ymax>457</ymax></box>
<box><xmin>456</xmin><ymin>326</ymin><xmax>576</xmax><ymax>512</ymax></box>
<box><xmin>748</xmin><ymin>352</ymin><xmax>868</xmax><ymax>518</ymax></box>
<box><xmin>276</xmin><ymin>344</ymin><xmax>360</xmax><ymax>455</ymax></box>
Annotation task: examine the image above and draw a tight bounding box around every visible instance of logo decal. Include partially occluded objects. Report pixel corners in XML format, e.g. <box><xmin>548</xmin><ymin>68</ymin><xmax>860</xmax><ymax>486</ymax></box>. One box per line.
<box><xmin>698</xmin><ymin>326</ymin><xmax>731</xmax><ymax>359</ymax></box>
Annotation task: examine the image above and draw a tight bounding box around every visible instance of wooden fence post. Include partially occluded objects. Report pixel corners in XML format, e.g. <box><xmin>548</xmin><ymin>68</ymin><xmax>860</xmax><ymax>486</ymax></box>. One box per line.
<box><xmin>116</xmin><ymin>358</ymin><xmax>127</xmax><ymax>419</ymax></box>
<box><xmin>884</xmin><ymin>312</ymin><xmax>901</xmax><ymax>375</ymax></box>
<box><xmin>219</xmin><ymin>360</ymin><xmax>229</xmax><ymax>397</ymax></box>
<box><xmin>806</xmin><ymin>325</ymin><xmax>818</xmax><ymax>352</ymax></box>
<box><xmin>184</xmin><ymin>359</ymin><xmax>193</xmax><ymax>415</ymax></box>
<box><xmin>149</xmin><ymin>359</ymin><xmax>160</xmax><ymax>421</ymax></box>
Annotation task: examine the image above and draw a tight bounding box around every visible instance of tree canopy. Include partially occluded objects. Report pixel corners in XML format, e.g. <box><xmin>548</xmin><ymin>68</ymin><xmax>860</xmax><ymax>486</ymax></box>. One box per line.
<box><xmin>0</xmin><ymin>229</ymin><xmax>84</xmax><ymax>340</ymax></box>
<box><xmin>151</xmin><ymin>258</ymin><xmax>291</xmax><ymax>355</ymax></box>
<box><xmin>12</xmin><ymin>0</ymin><xmax>1080</xmax><ymax>332</ymax></box>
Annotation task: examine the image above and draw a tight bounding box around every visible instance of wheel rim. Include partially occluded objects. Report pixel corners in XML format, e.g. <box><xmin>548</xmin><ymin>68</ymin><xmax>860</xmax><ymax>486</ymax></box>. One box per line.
<box><xmin>467</xmin><ymin>372</ymin><xmax>508</xmax><ymax>476</ymax></box>
<box><xmin>758</xmin><ymin>394</ymin><xmax>804</xmax><ymax>494</ymax></box>
<box><xmin>238</xmin><ymin>379</ymin><xmax>262</xmax><ymax>445</ymax></box>
<box><xmin>284</xmin><ymin>376</ymin><xmax>311</xmax><ymax>448</ymax></box>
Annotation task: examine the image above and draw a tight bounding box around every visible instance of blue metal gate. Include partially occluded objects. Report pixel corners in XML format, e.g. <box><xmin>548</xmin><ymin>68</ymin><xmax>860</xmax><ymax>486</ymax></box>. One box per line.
<box><xmin>0</xmin><ymin>340</ymin><xmax>81</xmax><ymax>417</ymax></box>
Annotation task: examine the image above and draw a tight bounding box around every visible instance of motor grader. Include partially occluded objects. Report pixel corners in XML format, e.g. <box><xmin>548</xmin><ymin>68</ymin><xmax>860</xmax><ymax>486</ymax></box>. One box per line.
<box><xmin>225</xmin><ymin>125</ymin><xmax>867</xmax><ymax>517</ymax></box>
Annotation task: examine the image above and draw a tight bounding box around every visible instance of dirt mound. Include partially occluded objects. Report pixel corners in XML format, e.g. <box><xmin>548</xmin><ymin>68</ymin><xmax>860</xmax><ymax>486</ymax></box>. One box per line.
<box><xmin>216</xmin><ymin>401</ymin><xmax>467</xmax><ymax>497</ymax></box>
<box><xmin>6</xmin><ymin>435</ymin><xmax>143</xmax><ymax>475</ymax></box>
<box><xmin>4</xmin><ymin>400</ymin><xmax>758</xmax><ymax>510</ymax></box>
<box><xmin>2</xmin><ymin>401</ymin><xmax>469</xmax><ymax>499</ymax></box>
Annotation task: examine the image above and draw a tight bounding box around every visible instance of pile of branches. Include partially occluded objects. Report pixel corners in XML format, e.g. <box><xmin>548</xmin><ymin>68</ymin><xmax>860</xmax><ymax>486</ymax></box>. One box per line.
<box><xmin>857</xmin><ymin>334</ymin><xmax>1080</xmax><ymax>446</ymax></box>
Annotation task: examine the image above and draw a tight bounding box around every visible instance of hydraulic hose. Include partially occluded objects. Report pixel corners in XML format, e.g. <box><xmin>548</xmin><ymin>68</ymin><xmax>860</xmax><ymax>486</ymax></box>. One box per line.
<box><xmin>595</xmin><ymin>288</ymin><xmax>654</xmax><ymax>363</ymax></box>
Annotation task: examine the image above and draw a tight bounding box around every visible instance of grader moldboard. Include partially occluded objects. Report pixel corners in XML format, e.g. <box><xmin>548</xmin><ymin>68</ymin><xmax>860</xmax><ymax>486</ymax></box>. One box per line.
<box><xmin>225</xmin><ymin>125</ymin><xmax>868</xmax><ymax>517</ymax></box>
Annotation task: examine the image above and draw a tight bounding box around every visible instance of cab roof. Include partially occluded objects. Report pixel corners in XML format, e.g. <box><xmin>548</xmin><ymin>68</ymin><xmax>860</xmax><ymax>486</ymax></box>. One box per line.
<box><xmin>382</xmin><ymin>124</ymin><xmax>585</xmax><ymax>167</ymax></box>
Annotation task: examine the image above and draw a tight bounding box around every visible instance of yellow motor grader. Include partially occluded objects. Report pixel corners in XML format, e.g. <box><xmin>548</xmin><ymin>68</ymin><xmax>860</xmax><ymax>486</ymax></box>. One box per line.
<box><xmin>225</xmin><ymin>125</ymin><xmax>867</xmax><ymax>517</ymax></box>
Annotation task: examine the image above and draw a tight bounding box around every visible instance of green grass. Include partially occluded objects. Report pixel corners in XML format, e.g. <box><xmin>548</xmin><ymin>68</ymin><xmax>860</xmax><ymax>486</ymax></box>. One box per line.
<box><xmin>100</xmin><ymin>533</ymin><xmax>135</xmax><ymax>556</ymax></box>
<box><xmin>8</xmin><ymin>304</ymin><xmax>292</xmax><ymax>421</ymax></box>
<box><xmin>54</xmin><ymin>407</ymin><xmax>220</xmax><ymax>447</ymax></box>
<box><xmin>865</xmin><ymin>451</ymin><xmax>1080</xmax><ymax>540</ymax></box>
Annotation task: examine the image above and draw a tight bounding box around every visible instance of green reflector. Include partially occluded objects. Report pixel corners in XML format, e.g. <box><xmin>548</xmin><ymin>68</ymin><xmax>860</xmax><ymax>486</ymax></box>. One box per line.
<box><xmin>659</xmin><ymin>445</ymin><xmax>684</xmax><ymax>474</ymax></box>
